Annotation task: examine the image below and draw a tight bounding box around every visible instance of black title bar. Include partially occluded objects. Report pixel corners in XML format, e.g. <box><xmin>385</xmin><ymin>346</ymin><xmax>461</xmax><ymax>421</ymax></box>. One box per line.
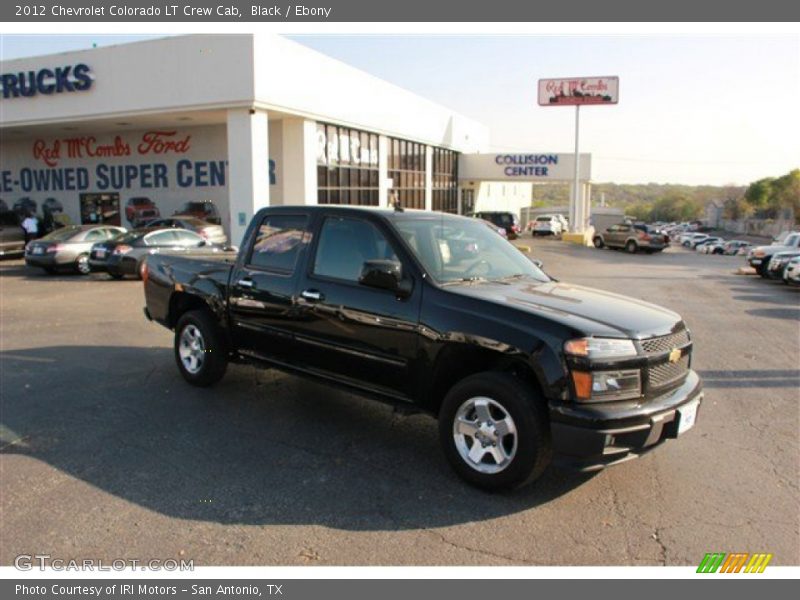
<box><xmin>2</xmin><ymin>0</ymin><xmax>800</xmax><ymax>22</ymax></box>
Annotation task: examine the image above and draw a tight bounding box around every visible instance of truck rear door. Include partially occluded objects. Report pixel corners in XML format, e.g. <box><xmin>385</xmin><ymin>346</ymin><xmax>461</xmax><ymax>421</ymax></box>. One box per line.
<box><xmin>227</xmin><ymin>212</ymin><xmax>311</xmax><ymax>363</ymax></box>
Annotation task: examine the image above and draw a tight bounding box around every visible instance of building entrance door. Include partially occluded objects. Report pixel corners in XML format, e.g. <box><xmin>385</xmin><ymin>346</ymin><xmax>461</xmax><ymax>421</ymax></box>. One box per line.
<box><xmin>460</xmin><ymin>188</ymin><xmax>475</xmax><ymax>215</ymax></box>
<box><xmin>80</xmin><ymin>193</ymin><xmax>121</xmax><ymax>226</ymax></box>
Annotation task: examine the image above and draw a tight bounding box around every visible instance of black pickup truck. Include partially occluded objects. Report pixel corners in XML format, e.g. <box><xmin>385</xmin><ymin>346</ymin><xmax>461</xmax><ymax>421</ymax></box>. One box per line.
<box><xmin>143</xmin><ymin>206</ymin><xmax>702</xmax><ymax>490</ymax></box>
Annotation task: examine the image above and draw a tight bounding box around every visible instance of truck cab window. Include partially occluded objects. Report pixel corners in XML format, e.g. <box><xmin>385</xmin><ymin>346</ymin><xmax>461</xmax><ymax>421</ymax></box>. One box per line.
<box><xmin>248</xmin><ymin>214</ymin><xmax>308</xmax><ymax>273</ymax></box>
<box><xmin>313</xmin><ymin>217</ymin><xmax>398</xmax><ymax>282</ymax></box>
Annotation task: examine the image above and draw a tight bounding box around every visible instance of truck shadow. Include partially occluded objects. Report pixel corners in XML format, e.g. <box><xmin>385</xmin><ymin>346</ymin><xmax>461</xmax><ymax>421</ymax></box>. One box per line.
<box><xmin>0</xmin><ymin>345</ymin><xmax>596</xmax><ymax>531</ymax></box>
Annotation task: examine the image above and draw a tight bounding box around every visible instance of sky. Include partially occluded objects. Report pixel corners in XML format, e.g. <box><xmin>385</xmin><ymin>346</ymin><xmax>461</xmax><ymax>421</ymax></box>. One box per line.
<box><xmin>1</xmin><ymin>33</ymin><xmax>798</xmax><ymax>186</ymax></box>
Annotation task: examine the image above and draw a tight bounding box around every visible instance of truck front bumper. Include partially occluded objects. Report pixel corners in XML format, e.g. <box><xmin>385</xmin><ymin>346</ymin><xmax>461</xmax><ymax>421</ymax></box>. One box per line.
<box><xmin>549</xmin><ymin>370</ymin><xmax>703</xmax><ymax>471</ymax></box>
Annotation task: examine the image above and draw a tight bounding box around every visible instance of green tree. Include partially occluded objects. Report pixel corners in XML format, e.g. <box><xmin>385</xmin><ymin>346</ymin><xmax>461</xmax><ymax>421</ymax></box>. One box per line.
<box><xmin>772</xmin><ymin>169</ymin><xmax>800</xmax><ymax>218</ymax></box>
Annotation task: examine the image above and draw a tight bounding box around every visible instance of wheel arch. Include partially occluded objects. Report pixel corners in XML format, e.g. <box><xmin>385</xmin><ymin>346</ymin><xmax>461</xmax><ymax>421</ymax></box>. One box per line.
<box><xmin>422</xmin><ymin>343</ymin><xmax>552</xmax><ymax>416</ymax></box>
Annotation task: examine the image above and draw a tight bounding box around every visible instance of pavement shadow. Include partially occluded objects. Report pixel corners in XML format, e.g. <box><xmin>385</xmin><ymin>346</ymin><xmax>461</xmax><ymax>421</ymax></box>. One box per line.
<box><xmin>745</xmin><ymin>307</ymin><xmax>800</xmax><ymax>321</ymax></box>
<box><xmin>696</xmin><ymin>369</ymin><xmax>800</xmax><ymax>389</ymax></box>
<box><xmin>0</xmin><ymin>345</ymin><xmax>595</xmax><ymax>531</ymax></box>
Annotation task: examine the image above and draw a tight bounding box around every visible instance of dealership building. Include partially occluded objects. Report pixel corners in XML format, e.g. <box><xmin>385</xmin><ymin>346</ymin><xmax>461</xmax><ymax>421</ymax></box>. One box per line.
<box><xmin>0</xmin><ymin>34</ymin><xmax>592</xmax><ymax>244</ymax></box>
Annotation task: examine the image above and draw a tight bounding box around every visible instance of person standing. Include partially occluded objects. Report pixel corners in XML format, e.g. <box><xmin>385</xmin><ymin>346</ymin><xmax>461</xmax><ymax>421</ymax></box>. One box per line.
<box><xmin>21</xmin><ymin>212</ymin><xmax>39</xmax><ymax>244</ymax></box>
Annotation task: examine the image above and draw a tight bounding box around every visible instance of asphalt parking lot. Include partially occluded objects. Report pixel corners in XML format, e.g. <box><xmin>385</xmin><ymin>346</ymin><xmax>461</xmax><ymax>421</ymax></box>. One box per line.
<box><xmin>1</xmin><ymin>240</ymin><xmax>798</xmax><ymax>566</ymax></box>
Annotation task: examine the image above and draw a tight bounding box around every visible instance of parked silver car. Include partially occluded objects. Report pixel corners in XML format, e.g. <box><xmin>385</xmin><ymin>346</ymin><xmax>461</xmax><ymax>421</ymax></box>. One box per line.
<box><xmin>144</xmin><ymin>216</ymin><xmax>228</xmax><ymax>246</ymax></box>
<box><xmin>25</xmin><ymin>224</ymin><xmax>127</xmax><ymax>275</ymax></box>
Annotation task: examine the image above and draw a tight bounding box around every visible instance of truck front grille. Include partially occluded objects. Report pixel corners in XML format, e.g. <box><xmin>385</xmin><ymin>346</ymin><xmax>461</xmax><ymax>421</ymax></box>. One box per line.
<box><xmin>648</xmin><ymin>355</ymin><xmax>690</xmax><ymax>389</ymax></box>
<box><xmin>640</xmin><ymin>328</ymin><xmax>690</xmax><ymax>354</ymax></box>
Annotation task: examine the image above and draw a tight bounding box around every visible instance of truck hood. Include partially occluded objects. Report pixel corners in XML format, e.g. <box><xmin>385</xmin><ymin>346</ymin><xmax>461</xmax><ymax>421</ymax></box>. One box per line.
<box><xmin>446</xmin><ymin>278</ymin><xmax>683</xmax><ymax>339</ymax></box>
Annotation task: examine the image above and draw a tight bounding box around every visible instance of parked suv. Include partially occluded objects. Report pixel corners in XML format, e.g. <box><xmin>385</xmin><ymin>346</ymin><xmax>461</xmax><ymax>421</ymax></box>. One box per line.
<box><xmin>747</xmin><ymin>232</ymin><xmax>800</xmax><ymax>277</ymax></box>
<box><xmin>530</xmin><ymin>215</ymin><xmax>565</xmax><ymax>237</ymax></box>
<box><xmin>174</xmin><ymin>201</ymin><xmax>222</xmax><ymax>225</ymax></box>
<box><xmin>143</xmin><ymin>206</ymin><xmax>702</xmax><ymax>490</ymax></box>
<box><xmin>125</xmin><ymin>197</ymin><xmax>160</xmax><ymax>227</ymax></box>
<box><xmin>593</xmin><ymin>222</ymin><xmax>668</xmax><ymax>253</ymax></box>
<box><xmin>472</xmin><ymin>211</ymin><xmax>521</xmax><ymax>239</ymax></box>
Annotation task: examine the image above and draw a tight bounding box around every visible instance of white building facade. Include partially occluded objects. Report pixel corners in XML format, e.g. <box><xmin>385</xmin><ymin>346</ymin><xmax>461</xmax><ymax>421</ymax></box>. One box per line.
<box><xmin>0</xmin><ymin>34</ymin><xmax>592</xmax><ymax>243</ymax></box>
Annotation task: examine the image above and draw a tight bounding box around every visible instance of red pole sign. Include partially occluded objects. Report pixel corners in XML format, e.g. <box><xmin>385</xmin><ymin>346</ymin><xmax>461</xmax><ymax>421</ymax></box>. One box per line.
<box><xmin>538</xmin><ymin>76</ymin><xmax>619</xmax><ymax>106</ymax></box>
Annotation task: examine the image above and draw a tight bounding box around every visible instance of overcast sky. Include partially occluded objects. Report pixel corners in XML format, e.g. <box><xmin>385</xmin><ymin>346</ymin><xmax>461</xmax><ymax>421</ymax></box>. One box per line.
<box><xmin>2</xmin><ymin>33</ymin><xmax>798</xmax><ymax>186</ymax></box>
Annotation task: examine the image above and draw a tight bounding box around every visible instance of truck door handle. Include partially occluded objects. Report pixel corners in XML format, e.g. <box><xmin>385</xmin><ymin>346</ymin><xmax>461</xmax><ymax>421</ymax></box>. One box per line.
<box><xmin>238</xmin><ymin>278</ymin><xmax>254</xmax><ymax>288</ymax></box>
<box><xmin>300</xmin><ymin>289</ymin><xmax>323</xmax><ymax>302</ymax></box>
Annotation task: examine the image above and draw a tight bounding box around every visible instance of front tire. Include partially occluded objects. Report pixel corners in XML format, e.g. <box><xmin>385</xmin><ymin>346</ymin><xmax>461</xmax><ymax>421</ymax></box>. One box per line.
<box><xmin>626</xmin><ymin>240</ymin><xmax>638</xmax><ymax>254</ymax></box>
<box><xmin>174</xmin><ymin>310</ymin><xmax>228</xmax><ymax>387</ymax></box>
<box><xmin>593</xmin><ymin>237</ymin><xmax>604</xmax><ymax>249</ymax></box>
<box><xmin>438</xmin><ymin>371</ymin><xmax>551</xmax><ymax>491</ymax></box>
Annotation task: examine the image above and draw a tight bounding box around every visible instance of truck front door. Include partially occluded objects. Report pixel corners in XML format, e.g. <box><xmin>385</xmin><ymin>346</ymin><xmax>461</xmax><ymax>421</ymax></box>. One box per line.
<box><xmin>290</xmin><ymin>213</ymin><xmax>422</xmax><ymax>401</ymax></box>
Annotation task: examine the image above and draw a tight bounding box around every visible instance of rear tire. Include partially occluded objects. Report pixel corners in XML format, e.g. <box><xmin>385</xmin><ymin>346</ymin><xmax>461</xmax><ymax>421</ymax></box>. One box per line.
<box><xmin>438</xmin><ymin>371</ymin><xmax>551</xmax><ymax>491</ymax></box>
<box><xmin>593</xmin><ymin>237</ymin><xmax>604</xmax><ymax>249</ymax></box>
<box><xmin>75</xmin><ymin>253</ymin><xmax>91</xmax><ymax>275</ymax></box>
<box><xmin>174</xmin><ymin>309</ymin><xmax>228</xmax><ymax>387</ymax></box>
<box><xmin>626</xmin><ymin>240</ymin><xmax>638</xmax><ymax>254</ymax></box>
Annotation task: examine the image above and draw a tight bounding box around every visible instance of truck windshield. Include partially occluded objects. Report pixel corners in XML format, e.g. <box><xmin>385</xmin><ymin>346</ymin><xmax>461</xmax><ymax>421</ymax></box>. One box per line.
<box><xmin>393</xmin><ymin>215</ymin><xmax>549</xmax><ymax>284</ymax></box>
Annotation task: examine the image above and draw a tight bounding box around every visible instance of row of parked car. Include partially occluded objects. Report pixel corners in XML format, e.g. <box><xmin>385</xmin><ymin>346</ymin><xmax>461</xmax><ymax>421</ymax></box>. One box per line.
<box><xmin>676</xmin><ymin>231</ymin><xmax>753</xmax><ymax>255</ymax></box>
<box><xmin>744</xmin><ymin>231</ymin><xmax>800</xmax><ymax>285</ymax></box>
<box><xmin>21</xmin><ymin>217</ymin><xmax>233</xmax><ymax>279</ymax></box>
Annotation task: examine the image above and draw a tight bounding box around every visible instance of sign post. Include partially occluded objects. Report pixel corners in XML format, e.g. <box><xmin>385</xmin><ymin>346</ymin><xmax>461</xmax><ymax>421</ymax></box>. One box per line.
<box><xmin>538</xmin><ymin>76</ymin><xmax>618</xmax><ymax>235</ymax></box>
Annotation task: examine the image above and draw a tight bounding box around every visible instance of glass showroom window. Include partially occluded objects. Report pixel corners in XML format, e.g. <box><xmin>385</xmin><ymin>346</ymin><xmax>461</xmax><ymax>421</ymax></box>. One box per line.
<box><xmin>317</xmin><ymin>123</ymin><xmax>380</xmax><ymax>206</ymax></box>
<box><xmin>388</xmin><ymin>138</ymin><xmax>426</xmax><ymax>210</ymax></box>
<box><xmin>432</xmin><ymin>147</ymin><xmax>459</xmax><ymax>214</ymax></box>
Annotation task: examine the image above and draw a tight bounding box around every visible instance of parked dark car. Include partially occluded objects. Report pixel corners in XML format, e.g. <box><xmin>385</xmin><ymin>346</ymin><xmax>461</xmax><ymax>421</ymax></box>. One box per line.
<box><xmin>0</xmin><ymin>211</ymin><xmax>26</xmax><ymax>257</ymax></box>
<box><xmin>125</xmin><ymin>197</ymin><xmax>160</xmax><ymax>227</ymax></box>
<box><xmin>593</xmin><ymin>223</ymin><xmax>668</xmax><ymax>253</ymax></box>
<box><xmin>471</xmin><ymin>211</ymin><xmax>521</xmax><ymax>239</ymax></box>
<box><xmin>142</xmin><ymin>206</ymin><xmax>703</xmax><ymax>490</ymax></box>
<box><xmin>174</xmin><ymin>201</ymin><xmax>222</xmax><ymax>225</ymax></box>
<box><xmin>90</xmin><ymin>227</ymin><xmax>234</xmax><ymax>280</ymax></box>
<box><xmin>144</xmin><ymin>216</ymin><xmax>228</xmax><ymax>246</ymax></box>
<box><xmin>25</xmin><ymin>225</ymin><xmax>127</xmax><ymax>274</ymax></box>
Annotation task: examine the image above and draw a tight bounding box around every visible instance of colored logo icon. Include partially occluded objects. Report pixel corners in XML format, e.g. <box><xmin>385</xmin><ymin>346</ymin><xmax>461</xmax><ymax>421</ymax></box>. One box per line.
<box><xmin>697</xmin><ymin>552</ymin><xmax>773</xmax><ymax>573</ymax></box>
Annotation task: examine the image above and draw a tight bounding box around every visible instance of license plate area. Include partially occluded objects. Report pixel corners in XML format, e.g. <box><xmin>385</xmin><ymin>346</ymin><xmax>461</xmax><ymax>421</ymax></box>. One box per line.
<box><xmin>677</xmin><ymin>398</ymin><xmax>700</xmax><ymax>435</ymax></box>
<box><xmin>32</xmin><ymin>247</ymin><xmax>44</xmax><ymax>255</ymax></box>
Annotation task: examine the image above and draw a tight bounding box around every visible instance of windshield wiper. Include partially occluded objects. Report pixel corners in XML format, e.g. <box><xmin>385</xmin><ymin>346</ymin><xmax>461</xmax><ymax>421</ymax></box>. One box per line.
<box><xmin>442</xmin><ymin>276</ymin><xmax>488</xmax><ymax>286</ymax></box>
<box><xmin>492</xmin><ymin>273</ymin><xmax>528</xmax><ymax>282</ymax></box>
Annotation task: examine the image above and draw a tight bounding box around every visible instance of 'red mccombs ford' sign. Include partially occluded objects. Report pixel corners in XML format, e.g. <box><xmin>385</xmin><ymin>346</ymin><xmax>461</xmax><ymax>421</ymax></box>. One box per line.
<box><xmin>538</xmin><ymin>76</ymin><xmax>619</xmax><ymax>106</ymax></box>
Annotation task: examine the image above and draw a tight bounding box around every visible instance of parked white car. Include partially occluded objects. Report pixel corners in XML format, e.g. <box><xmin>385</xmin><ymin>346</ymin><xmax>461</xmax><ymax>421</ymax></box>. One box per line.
<box><xmin>531</xmin><ymin>215</ymin><xmax>565</xmax><ymax>236</ymax></box>
<box><xmin>682</xmin><ymin>233</ymin><xmax>709</xmax><ymax>247</ymax></box>
<box><xmin>696</xmin><ymin>237</ymin><xmax>724</xmax><ymax>252</ymax></box>
<box><xmin>784</xmin><ymin>256</ymin><xmax>800</xmax><ymax>285</ymax></box>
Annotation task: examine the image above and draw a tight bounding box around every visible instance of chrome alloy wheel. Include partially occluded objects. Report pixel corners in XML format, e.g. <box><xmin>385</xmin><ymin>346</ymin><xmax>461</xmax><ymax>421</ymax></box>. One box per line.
<box><xmin>179</xmin><ymin>324</ymin><xmax>206</xmax><ymax>374</ymax></box>
<box><xmin>453</xmin><ymin>396</ymin><xmax>518</xmax><ymax>474</ymax></box>
<box><xmin>76</xmin><ymin>254</ymin><xmax>91</xmax><ymax>275</ymax></box>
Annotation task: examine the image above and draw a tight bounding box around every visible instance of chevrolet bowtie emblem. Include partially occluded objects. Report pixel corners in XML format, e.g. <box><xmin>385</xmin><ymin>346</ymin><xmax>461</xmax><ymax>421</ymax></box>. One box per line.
<box><xmin>668</xmin><ymin>348</ymin><xmax>682</xmax><ymax>363</ymax></box>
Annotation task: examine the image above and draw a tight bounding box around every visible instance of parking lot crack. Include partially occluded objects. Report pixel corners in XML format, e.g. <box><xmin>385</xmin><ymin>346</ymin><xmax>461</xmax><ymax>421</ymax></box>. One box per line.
<box><xmin>422</xmin><ymin>528</ymin><xmax>544</xmax><ymax>565</ymax></box>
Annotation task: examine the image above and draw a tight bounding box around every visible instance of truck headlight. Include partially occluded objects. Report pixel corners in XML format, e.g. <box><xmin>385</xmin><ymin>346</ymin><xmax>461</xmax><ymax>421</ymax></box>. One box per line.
<box><xmin>571</xmin><ymin>369</ymin><xmax>642</xmax><ymax>402</ymax></box>
<box><xmin>564</xmin><ymin>337</ymin><xmax>638</xmax><ymax>359</ymax></box>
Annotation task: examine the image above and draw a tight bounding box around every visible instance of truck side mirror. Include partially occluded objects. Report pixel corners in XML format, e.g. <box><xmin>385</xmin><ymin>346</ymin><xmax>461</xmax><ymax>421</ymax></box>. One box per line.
<box><xmin>359</xmin><ymin>259</ymin><xmax>412</xmax><ymax>297</ymax></box>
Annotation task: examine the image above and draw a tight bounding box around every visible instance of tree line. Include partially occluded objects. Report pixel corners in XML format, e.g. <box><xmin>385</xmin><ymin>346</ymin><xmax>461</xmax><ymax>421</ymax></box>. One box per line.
<box><xmin>529</xmin><ymin>169</ymin><xmax>798</xmax><ymax>223</ymax></box>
